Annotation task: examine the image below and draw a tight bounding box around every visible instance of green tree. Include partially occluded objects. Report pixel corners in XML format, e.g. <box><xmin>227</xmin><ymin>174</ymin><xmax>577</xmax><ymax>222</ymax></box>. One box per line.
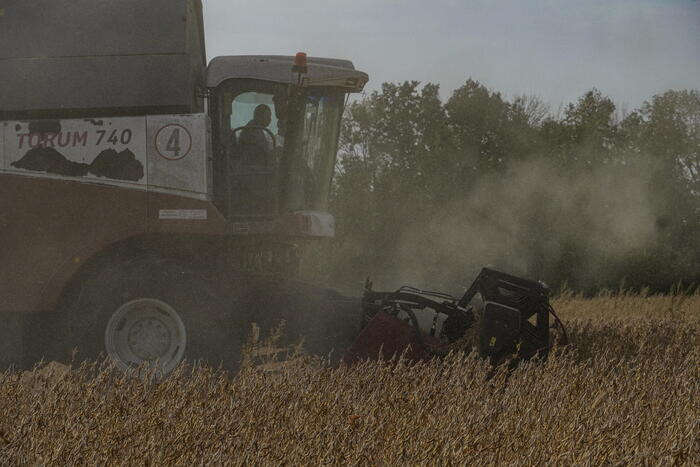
<box><xmin>637</xmin><ymin>90</ymin><xmax>700</xmax><ymax>287</ymax></box>
<box><xmin>640</xmin><ymin>89</ymin><xmax>699</xmax><ymax>197</ymax></box>
<box><xmin>330</xmin><ymin>81</ymin><xmax>455</xmax><ymax>285</ymax></box>
<box><xmin>445</xmin><ymin>79</ymin><xmax>512</xmax><ymax>176</ymax></box>
<box><xmin>325</xmin><ymin>80</ymin><xmax>699</xmax><ymax>293</ymax></box>
<box><xmin>542</xmin><ymin>89</ymin><xmax>618</xmax><ymax>168</ymax></box>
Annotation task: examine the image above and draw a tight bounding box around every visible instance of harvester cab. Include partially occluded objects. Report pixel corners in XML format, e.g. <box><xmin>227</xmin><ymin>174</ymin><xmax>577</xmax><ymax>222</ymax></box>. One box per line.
<box><xmin>207</xmin><ymin>54</ymin><xmax>368</xmax><ymax>227</ymax></box>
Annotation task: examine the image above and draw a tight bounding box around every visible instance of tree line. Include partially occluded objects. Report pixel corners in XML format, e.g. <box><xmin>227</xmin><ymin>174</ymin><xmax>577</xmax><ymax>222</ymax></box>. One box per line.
<box><xmin>317</xmin><ymin>80</ymin><xmax>699</xmax><ymax>294</ymax></box>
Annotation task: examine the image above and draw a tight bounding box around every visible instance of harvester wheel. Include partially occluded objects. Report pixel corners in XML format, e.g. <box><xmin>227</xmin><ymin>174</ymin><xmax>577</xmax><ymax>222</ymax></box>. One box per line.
<box><xmin>104</xmin><ymin>298</ymin><xmax>188</xmax><ymax>375</ymax></box>
<box><xmin>48</xmin><ymin>257</ymin><xmax>246</xmax><ymax>374</ymax></box>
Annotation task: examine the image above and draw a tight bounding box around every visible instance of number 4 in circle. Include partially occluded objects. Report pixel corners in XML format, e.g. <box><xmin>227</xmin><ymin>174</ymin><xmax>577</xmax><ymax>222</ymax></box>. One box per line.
<box><xmin>156</xmin><ymin>124</ymin><xmax>192</xmax><ymax>161</ymax></box>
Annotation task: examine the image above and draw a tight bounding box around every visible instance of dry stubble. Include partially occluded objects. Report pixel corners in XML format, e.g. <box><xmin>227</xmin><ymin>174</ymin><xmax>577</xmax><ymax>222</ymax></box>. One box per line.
<box><xmin>0</xmin><ymin>291</ymin><xmax>698</xmax><ymax>464</ymax></box>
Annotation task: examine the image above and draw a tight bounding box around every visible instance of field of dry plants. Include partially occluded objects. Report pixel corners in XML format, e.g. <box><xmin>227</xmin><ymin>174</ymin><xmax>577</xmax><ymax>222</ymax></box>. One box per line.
<box><xmin>1</xmin><ymin>289</ymin><xmax>698</xmax><ymax>464</ymax></box>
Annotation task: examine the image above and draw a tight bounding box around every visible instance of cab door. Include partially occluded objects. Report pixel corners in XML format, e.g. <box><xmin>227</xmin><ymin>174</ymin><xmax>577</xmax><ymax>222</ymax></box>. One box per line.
<box><xmin>213</xmin><ymin>80</ymin><xmax>287</xmax><ymax>219</ymax></box>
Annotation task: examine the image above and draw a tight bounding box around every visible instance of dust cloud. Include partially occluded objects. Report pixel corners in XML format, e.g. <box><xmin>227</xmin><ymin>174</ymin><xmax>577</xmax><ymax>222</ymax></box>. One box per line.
<box><xmin>379</xmin><ymin>158</ymin><xmax>658</xmax><ymax>294</ymax></box>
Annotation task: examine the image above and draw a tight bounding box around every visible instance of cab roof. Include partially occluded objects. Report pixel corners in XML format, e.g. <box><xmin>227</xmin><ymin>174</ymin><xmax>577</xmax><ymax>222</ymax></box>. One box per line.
<box><xmin>206</xmin><ymin>55</ymin><xmax>368</xmax><ymax>92</ymax></box>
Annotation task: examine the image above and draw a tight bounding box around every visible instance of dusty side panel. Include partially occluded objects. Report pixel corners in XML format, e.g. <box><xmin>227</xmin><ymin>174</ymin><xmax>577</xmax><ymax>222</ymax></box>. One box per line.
<box><xmin>0</xmin><ymin>311</ymin><xmax>23</xmax><ymax>370</ymax></box>
<box><xmin>0</xmin><ymin>0</ymin><xmax>186</xmax><ymax>58</ymax></box>
<box><xmin>1</xmin><ymin>122</ymin><xmax>5</xmax><ymax>170</ymax></box>
<box><xmin>147</xmin><ymin>114</ymin><xmax>208</xmax><ymax>197</ymax></box>
<box><xmin>0</xmin><ymin>123</ymin><xmax>16</xmax><ymax>370</ymax></box>
<box><xmin>0</xmin><ymin>0</ymin><xmax>205</xmax><ymax>116</ymax></box>
<box><xmin>4</xmin><ymin>117</ymin><xmax>147</xmax><ymax>186</ymax></box>
<box><xmin>0</xmin><ymin>57</ymin><xmax>195</xmax><ymax>116</ymax></box>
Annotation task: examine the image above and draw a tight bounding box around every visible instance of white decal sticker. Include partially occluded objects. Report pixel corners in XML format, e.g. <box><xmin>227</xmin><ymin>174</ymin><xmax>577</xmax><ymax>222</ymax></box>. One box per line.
<box><xmin>147</xmin><ymin>114</ymin><xmax>207</xmax><ymax>196</ymax></box>
<box><xmin>5</xmin><ymin>117</ymin><xmax>147</xmax><ymax>183</ymax></box>
<box><xmin>232</xmin><ymin>223</ymin><xmax>251</xmax><ymax>233</ymax></box>
<box><xmin>158</xmin><ymin>209</ymin><xmax>207</xmax><ymax>220</ymax></box>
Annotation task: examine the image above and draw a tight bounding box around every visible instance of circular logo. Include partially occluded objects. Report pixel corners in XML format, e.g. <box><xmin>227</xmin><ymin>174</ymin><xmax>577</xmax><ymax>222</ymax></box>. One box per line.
<box><xmin>155</xmin><ymin>124</ymin><xmax>192</xmax><ymax>161</ymax></box>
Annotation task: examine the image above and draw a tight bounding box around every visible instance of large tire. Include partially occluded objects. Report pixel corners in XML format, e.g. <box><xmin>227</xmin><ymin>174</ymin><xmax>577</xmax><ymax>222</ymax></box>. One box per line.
<box><xmin>39</xmin><ymin>257</ymin><xmax>247</xmax><ymax>374</ymax></box>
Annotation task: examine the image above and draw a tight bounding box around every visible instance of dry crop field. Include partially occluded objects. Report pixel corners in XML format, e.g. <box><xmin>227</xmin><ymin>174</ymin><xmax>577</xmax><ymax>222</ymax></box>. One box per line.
<box><xmin>1</xmin><ymin>290</ymin><xmax>698</xmax><ymax>464</ymax></box>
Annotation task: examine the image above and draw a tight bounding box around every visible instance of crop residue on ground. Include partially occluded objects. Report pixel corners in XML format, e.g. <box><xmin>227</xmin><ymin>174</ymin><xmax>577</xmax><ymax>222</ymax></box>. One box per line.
<box><xmin>0</xmin><ymin>292</ymin><xmax>698</xmax><ymax>464</ymax></box>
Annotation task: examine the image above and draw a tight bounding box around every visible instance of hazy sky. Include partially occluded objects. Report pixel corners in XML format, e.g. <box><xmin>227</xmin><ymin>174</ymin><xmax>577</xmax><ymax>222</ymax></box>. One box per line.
<box><xmin>203</xmin><ymin>0</ymin><xmax>699</xmax><ymax>111</ymax></box>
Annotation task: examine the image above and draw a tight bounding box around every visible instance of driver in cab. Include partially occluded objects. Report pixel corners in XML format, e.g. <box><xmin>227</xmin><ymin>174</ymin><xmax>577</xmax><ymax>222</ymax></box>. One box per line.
<box><xmin>239</xmin><ymin>104</ymin><xmax>274</xmax><ymax>167</ymax></box>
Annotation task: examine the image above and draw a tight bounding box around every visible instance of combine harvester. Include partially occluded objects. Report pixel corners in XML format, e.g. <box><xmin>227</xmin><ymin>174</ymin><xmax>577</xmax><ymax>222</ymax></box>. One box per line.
<box><xmin>0</xmin><ymin>0</ymin><xmax>564</xmax><ymax>373</ymax></box>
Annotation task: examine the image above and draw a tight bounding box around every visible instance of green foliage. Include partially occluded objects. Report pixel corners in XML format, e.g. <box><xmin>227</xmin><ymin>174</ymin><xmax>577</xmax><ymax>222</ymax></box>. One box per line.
<box><xmin>323</xmin><ymin>80</ymin><xmax>699</xmax><ymax>294</ymax></box>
